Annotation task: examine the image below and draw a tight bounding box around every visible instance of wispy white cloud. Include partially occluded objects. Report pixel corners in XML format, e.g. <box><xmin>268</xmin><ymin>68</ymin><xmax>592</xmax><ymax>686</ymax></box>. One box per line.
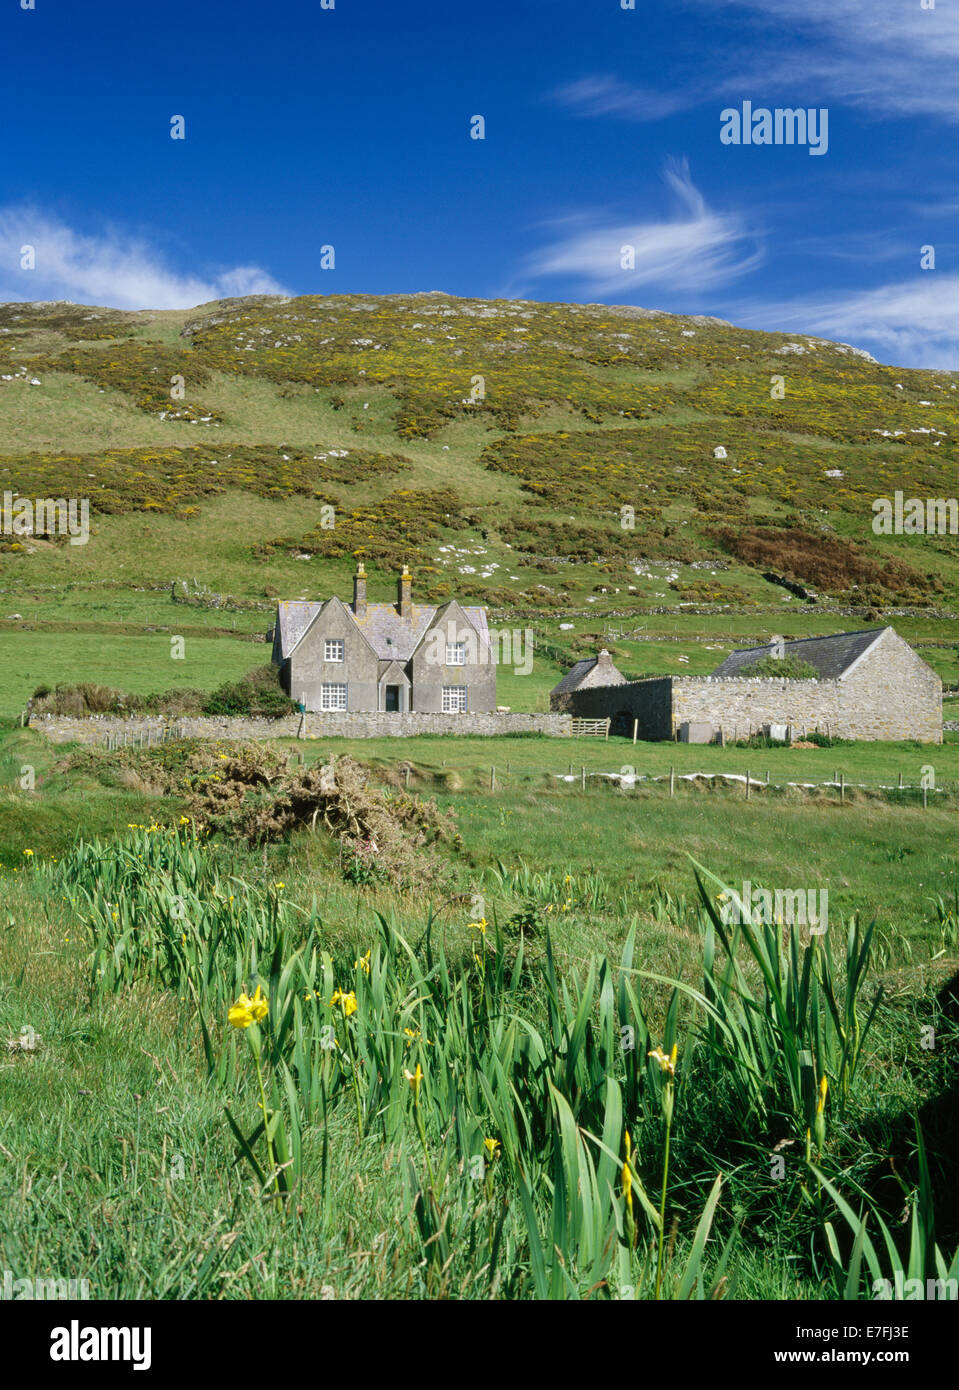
<box><xmin>551</xmin><ymin>75</ymin><xmax>689</xmax><ymax>123</ymax></box>
<box><xmin>735</xmin><ymin>274</ymin><xmax>959</xmax><ymax>369</ymax></box>
<box><xmin>0</xmin><ymin>207</ymin><xmax>288</xmax><ymax>310</ymax></box>
<box><xmin>708</xmin><ymin>0</ymin><xmax>959</xmax><ymax>118</ymax></box>
<box><xmin>521</xmin><ymin>160</ymin><xmax>763</xmax><ymax>297</ymax></box>
<box><xmin>555</xmin><ymin>2</ymin><xmax>959</xmax><ymax>122</ymax></box>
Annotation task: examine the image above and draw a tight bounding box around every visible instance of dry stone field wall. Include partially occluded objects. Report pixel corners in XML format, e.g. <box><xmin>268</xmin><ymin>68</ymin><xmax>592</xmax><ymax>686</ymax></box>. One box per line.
<box><xmin>30</xmin><ymin>712</ymin><xmax>573</xmax><ymax>745</ymax></box>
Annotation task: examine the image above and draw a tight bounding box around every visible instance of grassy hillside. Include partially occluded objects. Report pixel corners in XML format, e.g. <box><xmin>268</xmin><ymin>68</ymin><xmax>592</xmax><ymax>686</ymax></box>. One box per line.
<box><xmin>0</xmin><ymin>292</ymin><xmax>957</xmax><ymax>713</ymax></box>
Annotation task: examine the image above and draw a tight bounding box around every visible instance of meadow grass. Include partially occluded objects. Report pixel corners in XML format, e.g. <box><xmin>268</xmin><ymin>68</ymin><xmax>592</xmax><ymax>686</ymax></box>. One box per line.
<box><xmin>0</xmin><ymin>632</ymin><xmax>262</xmax><ymax>712</ymax></box>
<box><xmin>0</xmin><ymin>719</ymin><xmax>956</xmax><ymax>1300</ymax></box>
<box><xmin>1</xmin><ymin>797</ymin><xmax>955</xmax><ymax>1300</ymax></box>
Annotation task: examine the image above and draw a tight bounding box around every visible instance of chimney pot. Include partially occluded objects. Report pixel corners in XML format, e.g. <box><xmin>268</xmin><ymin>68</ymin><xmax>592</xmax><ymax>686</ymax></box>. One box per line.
<box><xmin>397</xmin><ymin>564</ymin><xmax>412</xmax><ymax>619</ymax></box>
<box><xmin>353</xmin><ymin>562</ymin><xmax>367</xmax><ymax>618</ymax></box>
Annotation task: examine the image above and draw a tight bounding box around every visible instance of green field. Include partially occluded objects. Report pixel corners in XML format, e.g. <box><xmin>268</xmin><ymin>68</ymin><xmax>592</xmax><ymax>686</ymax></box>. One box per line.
<box><xmin>1</xmin><ymin>723</ymin><xmax>957</xmax><ymax>1299</ymax></box>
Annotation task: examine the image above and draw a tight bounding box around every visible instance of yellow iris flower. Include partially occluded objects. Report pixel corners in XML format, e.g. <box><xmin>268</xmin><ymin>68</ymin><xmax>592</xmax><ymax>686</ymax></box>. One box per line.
<box><xmin>648</xmin><ymin>1043</ymin><xmax>678</xmax><ymax>1077</ymax></box>
<box><xmin>330</xmin><ymin>988</ymin><xmax>358</xmax><ymax>1017</ymax></box>
<box><xmin>622</xmin><ymin>1129</ymin><xmax>634</xmax><ymax>1219</ymax></box>
<box><xmin>228</xmin><ymin>984</ymin><xmax>269</xmax><ymax>1029</ymax></box>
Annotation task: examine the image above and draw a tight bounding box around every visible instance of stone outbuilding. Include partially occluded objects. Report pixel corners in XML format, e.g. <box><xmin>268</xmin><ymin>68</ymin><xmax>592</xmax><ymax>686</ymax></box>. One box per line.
<box><xmin>271</xmin><ymin>564</ymin><xmax>495</xmax><ymax>714</ymax></box>
<box><xmin>549</xmin><ymin>649</ymin><xmax>626</xmax><ymax>708</ymax></box>
<box><xmin>552</xmin><ymin>627</ymin><xmax>942</xmax><ymax>743</ymax></box>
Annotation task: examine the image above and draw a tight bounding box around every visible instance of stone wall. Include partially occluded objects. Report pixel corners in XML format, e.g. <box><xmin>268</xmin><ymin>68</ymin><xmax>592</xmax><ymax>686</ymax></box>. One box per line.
<box><xmin>838</xmin><ymin>628</ymin><xmax>942</xmax><ymax>741</ymax></box>
<box><xmin>555</xmin><ymin>678</ymin><xmax>673</xmax><ymax>739</ymax></box>
<box><xmin>671</xmin><ymin>631</ymin><xmax>942</xmax><ymax>742</ymax></box>
<box><xmin>293</xmin><ymin>711</ymin><xmax>571</xmax><ymax>738</ymax></box>
<box><xmin>555</xmin><ymin>631</ymin><xmax>942</xmax><ymax>743</ymax></box>
<box><xmin>671</xmin><ymin>676</ymin><xmax>843</xmax><ymax>740</ymax></box>
<box><xmin>29</xmin><ymin>711</ymin><xmax>572</xmax><ymax>745</ymax></box>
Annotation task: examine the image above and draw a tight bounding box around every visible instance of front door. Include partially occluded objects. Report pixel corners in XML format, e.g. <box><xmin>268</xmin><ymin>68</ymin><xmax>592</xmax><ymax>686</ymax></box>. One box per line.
<box><xmin>385</xmin><ymin>684</ymin><xmax>400</xmax><ymax>712</ymax></box>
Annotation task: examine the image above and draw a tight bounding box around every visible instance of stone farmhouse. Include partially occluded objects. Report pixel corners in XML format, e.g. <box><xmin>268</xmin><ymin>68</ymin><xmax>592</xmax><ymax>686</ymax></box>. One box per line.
<box><xmin>551</xmin><ymin>627</ymin><xmax>942</xmax><ymax>743</ymax></box>
<box><xmin>271</xmin><ymin>564</ymin><xmax>496</xmax><ymax>714</ymax></box>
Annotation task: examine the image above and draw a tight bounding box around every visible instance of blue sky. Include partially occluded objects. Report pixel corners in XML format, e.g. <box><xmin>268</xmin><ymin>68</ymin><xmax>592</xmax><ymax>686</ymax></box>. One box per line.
<box><xmin>2</xmin><ymin>0</ymin><xmax>956</xmax><ymax>366</ymax></box>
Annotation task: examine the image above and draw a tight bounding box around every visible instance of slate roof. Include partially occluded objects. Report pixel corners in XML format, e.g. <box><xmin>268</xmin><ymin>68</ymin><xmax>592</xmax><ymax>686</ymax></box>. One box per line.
<box><xmin>274</xmin><ymin>600</ymin><xmax>322</xmax><ymax>659</ymax></box>
<box><xmin>550</xmin><ymin>654</ymin><xmax>626</xmax><ymax>696</ymax></box>
<box><xmin>709</xmin><ymin>628</ymin><xmax>887</xmax><ymax>680</ymax></box>
<box><xmin>274</xmin><ymin>598</ymin><xmax>490</xmax><ymax>662</ymax></box>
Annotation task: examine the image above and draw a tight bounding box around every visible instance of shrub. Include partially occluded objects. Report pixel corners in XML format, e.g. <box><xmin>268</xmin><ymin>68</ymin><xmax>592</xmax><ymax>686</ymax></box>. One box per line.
<box><xmin>805</xmin><ymin>731</ymin><xmax>856</xmax><ymax>748</ymax></box>
<box><xmin>201</xmin><ymin>666</ymin><xmax>296</xmax><ymax>718</ymax></box>
<box><xmin>740</xmin><ymin>655</ymin><xmax>820</xmax><ymax>679</ymax></box>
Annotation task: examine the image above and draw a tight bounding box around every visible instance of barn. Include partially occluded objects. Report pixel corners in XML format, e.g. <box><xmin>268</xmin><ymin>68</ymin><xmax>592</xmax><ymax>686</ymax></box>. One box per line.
<box><xmin>551</xmin><ymin>628</ymin><xmax>942</xmax><ymax>743</ymax></box>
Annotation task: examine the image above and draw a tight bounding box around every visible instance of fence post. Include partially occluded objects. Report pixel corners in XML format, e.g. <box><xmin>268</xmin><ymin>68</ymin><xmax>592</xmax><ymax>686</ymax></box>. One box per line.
<box><xmin>898</xmin><ymin>772</ymin><xmax>903</xmax><ymax>791</ymax></box>
<box><xmin>632</xmin><ymin>718</ymin><xmax>638</xmax><ymax>745</ymax></box>
<box><xmin>765</xmin><ymin>769</ymin><xmax>770</xmax><ymax>785</ymax></box>
<box><xmin>923</xmin><ymin>782</ymin><xmax>928</xmax><ymax>810</ymax></box>
<box><xmin>581</xmin><ymin>765</ymin><xmax>586</xmax><ymax>791</ymax></box>
<box><xmin>840</xmin><ymin>773</ymin><xmax>845</xmax><ymax>804</ymax></box>
<box><xmin>746</xmin><ymin>768</ymin><xmax>750</xmax><ymax>801</ymax></box>
<box><xmin>404</xmin><ymin>765</ymin><xmax>411</xmax><ymax>789</ymax></box>
<box><xmin>669</xmin><ymin>766</ymin><xmax>675</xmax><ymax>798</ymax></box>
<box><xmin>604</xmin><ymin>719</ymin><xmax>610</xmax><ymax>741</ymax></box>
<box><xmin>490</xmin><ymin>766</ymin><xmax>496</xmax><ymax>792</ymax></box>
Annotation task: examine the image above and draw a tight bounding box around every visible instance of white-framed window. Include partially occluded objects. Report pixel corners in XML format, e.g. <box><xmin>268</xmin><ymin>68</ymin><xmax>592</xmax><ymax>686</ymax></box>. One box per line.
<box><xmin>324</xmin><ymin>638</ymin><xmax>345</xmax><ymax>662</ymax></box>
<box><xmin>446</xmin><ymin>641</ymin><xmax>466</xmax><ymax>666</ymax></box>
<box><xmin>442</xmin><ymin>686</ymin><xmax>467</xmax><ymax>713</ymax></box>
<box><xmin>320</xmin><ymin>683</ymin><xmax>348</xmax><ymax>711</ymax></box>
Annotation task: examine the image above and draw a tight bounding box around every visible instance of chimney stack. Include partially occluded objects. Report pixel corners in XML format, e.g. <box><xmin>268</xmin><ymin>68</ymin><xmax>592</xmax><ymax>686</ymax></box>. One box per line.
<box><xmin>397</xmin><ymin>564</ymin><xmax>412</xmax><ymax>620</ymax></box>
<box><xmin>353</xmin><ymin>562</ymin><xmax>367</xmax><ymax>619</ymax></box>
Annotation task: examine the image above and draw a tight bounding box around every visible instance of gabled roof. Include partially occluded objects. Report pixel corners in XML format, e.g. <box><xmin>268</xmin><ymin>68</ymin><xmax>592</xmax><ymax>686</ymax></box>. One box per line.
<box><xmin>378</xmin><ymin>659</ymin><xmax>411</xmax><ymax>684</ymax></box>
<box><xmin>275</xmin><ymin>600</ymin><xmax>322</xmax><ymax>660</ymax></box>
<box><xmin>275</xmin><ymin>598</ymin><xmax>490</xmax><ymax>663</ymax></box>
<box><xmin>709</xmin><ymin>628</ymin><xmax>887</xmax><ymax>680</ymax></box>
<box><xmin>430</xmin><ymin>598</ymin><xmax>493</xmax><ymax>662</ymax></box>
<box><xmin>551</xmin><ymin>652</ymin><xmax>626</xmax><ymax>696</ymax></box>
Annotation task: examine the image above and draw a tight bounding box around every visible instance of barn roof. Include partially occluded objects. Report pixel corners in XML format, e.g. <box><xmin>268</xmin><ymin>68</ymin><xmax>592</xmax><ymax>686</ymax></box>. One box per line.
<box><xmin>550</xmin><ymin>650</ymin><xmax>626</xmax><ymax>696</ymax></box>
<box><xmin>709</xmin><ymin>628</ymin><xmax>887</xmax><ymax>680</ymax></box>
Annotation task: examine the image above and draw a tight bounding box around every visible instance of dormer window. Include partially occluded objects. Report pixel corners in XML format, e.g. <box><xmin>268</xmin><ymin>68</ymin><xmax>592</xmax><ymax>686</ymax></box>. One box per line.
<box><xmin>324</xmin><ymin>638</ymin><xmax>345</xmax><ymax>662</ymax></box>
<box><xmin>446</xmin><ymin>641</ymin><xmax>466</xmax><ymax>666</ymax></box>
